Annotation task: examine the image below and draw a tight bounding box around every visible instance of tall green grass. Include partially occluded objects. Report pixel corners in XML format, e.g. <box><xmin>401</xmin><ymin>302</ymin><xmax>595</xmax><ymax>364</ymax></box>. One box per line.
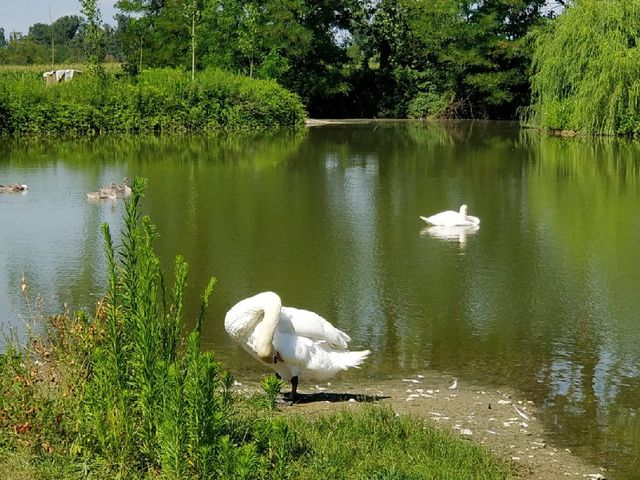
<box><xmin>524</xmin><ymin>0</ymin><xmax>640</xmax><ymax>135</ymax></box>
<box><xmin>77</xmin><ymin>178</ymin><xmax>243</xmax><ymax>478</ymax></box>
<box><xmin>0</xmin><ymin>68</ymin><xmax>306</xmax><ymax>135</ymax></box>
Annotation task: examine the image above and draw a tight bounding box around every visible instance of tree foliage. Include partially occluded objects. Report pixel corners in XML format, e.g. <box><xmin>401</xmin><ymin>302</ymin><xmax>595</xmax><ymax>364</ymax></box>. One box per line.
<box><xmin>0</xmin><ymin>14</ymin><xmax>116</xmax><ymax>65</ymax></box>
<box><xmin>0</xmin><ymin>0</ymin><xmax>555</xmax><ymax>119</ymax></box>
<box><xmin>526</xmin><ymin>0</ymin><xmax>640</xmax><ymax>135</ymax></box>
<box><xmin>0</xmin><ymin>67</ymin><xmax>305</xmax><ymax>135</ymax></box>
<box><xmin>351</xmin><ymin>0</ymin><xmax>547</xmax><ymax>119</ymax></box>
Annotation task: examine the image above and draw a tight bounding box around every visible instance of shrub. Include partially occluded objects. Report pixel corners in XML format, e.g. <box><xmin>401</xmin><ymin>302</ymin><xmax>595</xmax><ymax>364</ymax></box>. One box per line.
<box><xmin>407</xmin><ymin>90</ymin><xmax>451</xmax><ymax>119</ymax></box>
<box><xmin>0</xmin><ymin>68</ymin><xmax>306</xmax><ymax>135</ymax></box>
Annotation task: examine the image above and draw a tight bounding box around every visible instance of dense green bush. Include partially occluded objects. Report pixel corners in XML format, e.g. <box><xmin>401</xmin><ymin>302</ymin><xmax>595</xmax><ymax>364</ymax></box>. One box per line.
<box><xmin>524</xmin><ymin>0</ymin><xmax>640</xmax><ymax>135</ymax></box>
<box><xmin>407</xmin><ymin>90</ymin><xmax>450</xmax><ymax>119</ymax></box>
<box><xmin>0</xmin><ymin>68</ymin><xmax>306</xmax><ymax>135</ymax></box>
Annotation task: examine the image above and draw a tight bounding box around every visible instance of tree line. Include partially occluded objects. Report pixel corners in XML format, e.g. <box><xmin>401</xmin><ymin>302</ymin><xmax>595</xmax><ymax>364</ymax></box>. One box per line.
<box><xmin>0</xmin><ymin>17</ymin><xmax>118</xmax><ymax>66</ymax></box>
<box><xmin>1</xmin><ymin>0</ymin><xmax>565</xmax><ymax>119</ymax></box>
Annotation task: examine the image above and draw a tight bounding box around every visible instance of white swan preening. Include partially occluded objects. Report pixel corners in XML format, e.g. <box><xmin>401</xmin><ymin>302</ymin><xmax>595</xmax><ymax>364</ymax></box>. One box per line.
<box><xmin>224</xmin><ymin>291</ymin><xmax>370</xmax><ymax>400</ymax></box>
<box><xmin>420</xmin><ymin>204</ymin><xmax>480</xmax><ymax>227</ymax></box>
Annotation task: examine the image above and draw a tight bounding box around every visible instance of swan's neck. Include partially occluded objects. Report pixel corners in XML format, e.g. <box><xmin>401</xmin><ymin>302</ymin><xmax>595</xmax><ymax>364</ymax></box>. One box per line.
<box><xmin>253</xmin><ymin>292</ymin><xmax>282</xmax><ymax>362</ymax></box>
<box><xmin>459</xmin><ymin>205</ymin><xmax>468</xmax><ymax>215</ymax></box>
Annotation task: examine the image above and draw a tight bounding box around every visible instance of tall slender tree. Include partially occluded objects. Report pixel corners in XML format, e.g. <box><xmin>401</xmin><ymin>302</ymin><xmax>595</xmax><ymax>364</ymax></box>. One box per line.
<box><xmin>80</xmin><ymin>0</ymin><xmax>105</xmax><ymax>74</ymax></box>
<box><xmin>236</xmin><ymin>3</ymin><xmax>259</xmax><ymax>78</ymax></box>
<box><xmin>184</xmin><ymin>0</ymin><xmax>203</xmax><ymax>80</ymax></box>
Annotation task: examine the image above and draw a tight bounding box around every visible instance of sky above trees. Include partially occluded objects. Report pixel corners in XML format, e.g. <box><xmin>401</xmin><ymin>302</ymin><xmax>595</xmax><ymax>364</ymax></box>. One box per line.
<box><xmin>0</xmin><ymin>0</ymin><xmax>117</xmax><ymax>36</ymax></box>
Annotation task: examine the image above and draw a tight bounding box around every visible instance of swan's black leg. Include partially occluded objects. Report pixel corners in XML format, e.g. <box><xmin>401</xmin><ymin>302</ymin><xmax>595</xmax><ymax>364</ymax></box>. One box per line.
<box><xmin>275</xmin><ymin>373</ymin><xmax>281</xmax><ymax>380</ymax></box>
<box><xmin>290</xmin><ymin>376</ymin><xmax>299</xmax><ymax>402</ymax></box>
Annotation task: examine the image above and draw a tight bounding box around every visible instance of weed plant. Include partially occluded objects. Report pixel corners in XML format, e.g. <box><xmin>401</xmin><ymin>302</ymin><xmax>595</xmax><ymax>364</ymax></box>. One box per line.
<box><xmin>261</xmin><ymin>374</ymin><xmax>284</xmax><ymax>411</ymax></box>
<box><xmin>0</xmin><ymin>67</ymin><xmax>306</xmax><ymax>135</ymax></box>
<box><xmin>76</xmin><ymin>177</ymin><xmax>242</xmax><ymax>478</ymax></box>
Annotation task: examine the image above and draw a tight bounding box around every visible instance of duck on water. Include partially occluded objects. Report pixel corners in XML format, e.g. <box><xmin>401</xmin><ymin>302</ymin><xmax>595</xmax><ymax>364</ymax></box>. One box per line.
<box><xmin>86</xmin><ymin>178</ymin><xmax>132</xmax><ymax>200</ymax></box>
<box><xmin>0</xmin><ymin>183</ymin><xmax>28</xmax><ymax>193</ymax></box>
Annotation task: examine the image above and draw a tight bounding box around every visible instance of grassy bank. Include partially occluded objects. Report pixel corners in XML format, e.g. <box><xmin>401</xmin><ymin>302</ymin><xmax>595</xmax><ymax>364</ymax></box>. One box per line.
<box><xmin>0</xmin><ymin>68</ymin><xmax>306</xmax><ymax>135</ymax></box>
<box><xmin>0</xmin><ymin>179</ymin><xmax>512</xmax><ymax>479</ymax></box>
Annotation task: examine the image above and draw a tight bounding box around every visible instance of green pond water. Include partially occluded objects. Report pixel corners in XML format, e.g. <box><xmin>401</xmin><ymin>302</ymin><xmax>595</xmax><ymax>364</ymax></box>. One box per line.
<box><xmin>1</xmin><ymin>121</ymin><xmax>639</xmax><ymax>477</ymax></box>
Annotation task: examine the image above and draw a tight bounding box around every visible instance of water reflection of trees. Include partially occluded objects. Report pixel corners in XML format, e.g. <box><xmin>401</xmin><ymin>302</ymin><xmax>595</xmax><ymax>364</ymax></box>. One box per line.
<box><xmin>513</xmin><ymin>130</ymin><xmax>640</xmax><ymax>475</ymax></box>
<box><xmin>304</xmin><ymin>123</ymin><xmax>640</xmax><ymax>476</ymax></box>
<box><xmin>1</xmin><ymin>131</ymin><xmax>307</xmax><ymax>168</ymax></box>
<box><xmin>0</xmin><ymin>132</ymin><xmax>307</xmax><ymax>346</ymax></box>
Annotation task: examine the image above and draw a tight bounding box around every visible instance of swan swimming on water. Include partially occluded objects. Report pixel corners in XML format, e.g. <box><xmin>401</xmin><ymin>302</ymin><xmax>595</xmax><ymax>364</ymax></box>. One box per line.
<box><xmin>420</xmin><ymin>204</ymin><xmax>480</xmax><ymax>227</ymax></box>
<box><xmin>224</xmin><ymin>291</ymin><xmax>370</xmax><ymax>400</ymax></box>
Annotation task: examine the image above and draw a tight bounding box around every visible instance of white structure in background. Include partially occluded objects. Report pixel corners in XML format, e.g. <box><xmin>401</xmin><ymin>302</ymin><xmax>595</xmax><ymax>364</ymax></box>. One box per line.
<box><xmin>42</xmin><ymin>69</ymin><xmax>82</xmax><ymax>86</ymax></box>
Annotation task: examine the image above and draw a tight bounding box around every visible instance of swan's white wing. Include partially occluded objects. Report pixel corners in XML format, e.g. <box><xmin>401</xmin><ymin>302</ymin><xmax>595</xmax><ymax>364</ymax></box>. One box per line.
<box><xmin>273</xmin><ymin>331</ymin><xmax>312</xmax><ymax>365</ymax></box>
<box><xmin>273</xmin><ymin>331</ymin><xmax>370</xmax><ymax>382</ymax></box>
<box><xmin>278</xmin><ymin>306</ymin><xmax>350</xmax><ymax>350</ymax></box>
<box><xmin>422</xmin><ymin>210</ymin><xmax>459</xmax><ymax>226</ymax></box>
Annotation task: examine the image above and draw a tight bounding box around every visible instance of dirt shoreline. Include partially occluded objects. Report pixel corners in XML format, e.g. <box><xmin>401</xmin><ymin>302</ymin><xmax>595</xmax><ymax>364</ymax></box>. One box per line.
<box><xmin>234</xmin><ymin>372</ymin><xmax>609</xmax><ymax>480</ymax></box>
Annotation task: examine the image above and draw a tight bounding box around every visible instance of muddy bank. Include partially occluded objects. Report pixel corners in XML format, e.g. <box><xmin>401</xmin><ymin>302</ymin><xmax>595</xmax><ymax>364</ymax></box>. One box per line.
<box><xmin>234</xmin><ymin>372</ymin><xmax>609</xmax><ymax>480</ymax></box>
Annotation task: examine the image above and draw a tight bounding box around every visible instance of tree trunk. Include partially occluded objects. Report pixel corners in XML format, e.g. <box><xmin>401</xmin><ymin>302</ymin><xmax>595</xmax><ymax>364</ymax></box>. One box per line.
<box><xmin>191</xmin><ymin>15</ymin><xmax>195</xmax><ymax>81</ymax></box>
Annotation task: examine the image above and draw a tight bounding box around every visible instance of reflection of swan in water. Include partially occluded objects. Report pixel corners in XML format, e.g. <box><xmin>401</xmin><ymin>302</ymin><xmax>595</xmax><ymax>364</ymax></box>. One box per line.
<box><xmin>224</xmin><ymin>291</ymin><xmax>370</xmax><ymax>401</ymax></box>
<box><xmin>420</xmin><ymin>204</ymin><xmax>480</xmax><ymax>227</ymax></box>
<box><xmin>420</xmin><ymin>224</ymin><xmax>480</xmax><ymax>245</ymax></box>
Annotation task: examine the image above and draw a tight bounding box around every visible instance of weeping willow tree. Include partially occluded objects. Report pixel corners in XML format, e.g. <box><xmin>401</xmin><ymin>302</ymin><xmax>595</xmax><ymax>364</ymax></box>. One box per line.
<box><xmin>524</xmin><ymin>0</ymin><xmax>640</xmax><ymax>135</ymax></box>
